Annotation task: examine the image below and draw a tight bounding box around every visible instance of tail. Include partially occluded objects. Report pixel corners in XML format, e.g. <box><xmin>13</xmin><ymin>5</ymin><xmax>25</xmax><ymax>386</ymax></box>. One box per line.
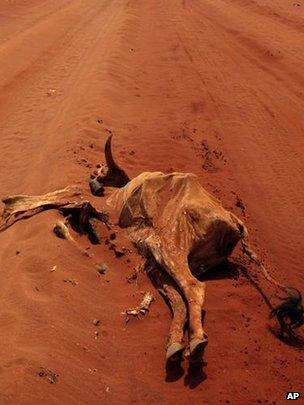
<box><xmin>240</xmin><ymin>227</ymin><xmax>298</xmax><ymax>297</ymax></box>
<box><xmin>231</xmin><ymin>212</ymin><xmax>304</xmax><ymax>337</ymax></box>
<box><xmin>276</xmin><ymin>287</ymin><xmax>302</xmax><ymax>302</ymax></box>
<box><xmin>231</xmin><ymin>215</ymin><xmax>297</xmax><ymax>297</ymax></box>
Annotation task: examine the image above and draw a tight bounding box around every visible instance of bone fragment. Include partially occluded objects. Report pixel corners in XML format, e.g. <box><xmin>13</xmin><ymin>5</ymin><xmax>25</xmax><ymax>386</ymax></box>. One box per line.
<box><xmin>124</xmin><ymin>292</ymin><xmax>154</xmax><ymax>318</ymax></box>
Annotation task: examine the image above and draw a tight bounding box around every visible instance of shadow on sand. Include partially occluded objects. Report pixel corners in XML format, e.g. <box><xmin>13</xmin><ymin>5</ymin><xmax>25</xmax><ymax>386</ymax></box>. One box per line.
<box><xmin>165</xmin><ymin>352</ymin><xmax>208</xmax><ymax>388</ymax></box>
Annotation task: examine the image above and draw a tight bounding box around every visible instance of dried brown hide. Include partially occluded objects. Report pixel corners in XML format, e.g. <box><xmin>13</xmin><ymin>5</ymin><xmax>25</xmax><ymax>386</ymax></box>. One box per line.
<box><xmin>97</xmin><ymin>135</ymin><xmax>304</xmax><ymax>362</ymax></box>
<box><xmin>0</xmin><ymin>186</ymin><xmax>109</xmax><ymax>245</ymax></box>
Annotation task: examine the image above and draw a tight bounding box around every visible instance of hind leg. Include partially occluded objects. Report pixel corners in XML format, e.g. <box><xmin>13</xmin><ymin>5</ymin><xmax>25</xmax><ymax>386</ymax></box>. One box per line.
<box><xmin>162</xmin><ymin>283</ymin><xmax>187</xmax><ymax>361</ymax></box>
<box><xmin>184</xmin><ymin>280</ymin><xmax>208</xmax><ymax>361</ymax></box>
<box><xmin>158</xmin><ymin>253</ymin><xmax>208</xmax><ymax>361</ymax></box>
<box><xmin>145</xmin><ymin>246</ymin><xmax>208</xmax><ymax>363</ymax></box>
<box><xmin>147</xmin><ymin>264</ymin><xmax>187</xmax><ymax>362</ymax></box>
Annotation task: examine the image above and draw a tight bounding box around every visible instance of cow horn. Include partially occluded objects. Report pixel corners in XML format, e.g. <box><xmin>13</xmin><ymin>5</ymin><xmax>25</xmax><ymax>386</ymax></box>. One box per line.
<box><xmin>105</xmin><ymin>134</ymin><xmax>118</xmax><ymax>170</ymax></box>
<box><xmin>103</xmin><ymin>134</ymin><xmax>130</xmax><ymax>187</ymax></box>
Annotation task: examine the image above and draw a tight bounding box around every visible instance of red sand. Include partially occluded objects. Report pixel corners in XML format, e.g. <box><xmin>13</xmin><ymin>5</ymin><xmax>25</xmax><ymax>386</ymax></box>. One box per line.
<box><xmin>0</xmin><ymin>0</ymin><xmax>303</xmax><ymax>403</ymax></box>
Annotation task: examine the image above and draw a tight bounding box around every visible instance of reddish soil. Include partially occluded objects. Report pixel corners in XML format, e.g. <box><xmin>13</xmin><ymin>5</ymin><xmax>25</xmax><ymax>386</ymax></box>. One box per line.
<box><xmin>0</xmin><ymin>0</ymin><xmax>303</xmax><ymax>403</ymax></box>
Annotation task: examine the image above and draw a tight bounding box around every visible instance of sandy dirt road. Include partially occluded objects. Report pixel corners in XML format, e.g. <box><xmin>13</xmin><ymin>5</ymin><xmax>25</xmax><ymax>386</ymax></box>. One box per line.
<box><xmin>0</xmin><ymin>0</ymin><xmax>303</xmax><ymax>403</ymax></box>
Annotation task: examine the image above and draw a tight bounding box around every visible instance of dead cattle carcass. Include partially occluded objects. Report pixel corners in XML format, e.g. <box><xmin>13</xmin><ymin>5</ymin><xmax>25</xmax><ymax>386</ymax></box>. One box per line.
<box><xmin>90</xmin><ymin>136</ymin><xmax>304</xmax><ymax>362</ymax></box>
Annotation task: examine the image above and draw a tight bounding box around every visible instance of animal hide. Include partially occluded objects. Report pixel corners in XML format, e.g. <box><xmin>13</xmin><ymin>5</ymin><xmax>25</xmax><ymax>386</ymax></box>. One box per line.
<box><xmin>107</xmin><ymin>172</ymin><xmax>244</xmax><ymax>275</ymax></box>
<box><xmin>0</xmin><ymin>186</ymin><xmax>82</xmax><ymax>231</ymax></box>
<box><xmin>0</xmin><ymin>186</ymin><xmax>108</xmax><ymax>241</ymax></box>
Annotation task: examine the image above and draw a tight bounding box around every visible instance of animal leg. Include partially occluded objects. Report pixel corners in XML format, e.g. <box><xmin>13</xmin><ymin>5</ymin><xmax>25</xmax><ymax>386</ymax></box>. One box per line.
<box><xmin>163</xmin><ymin>283</ymin><xmax>187</xmax><ymax>362</ymax></box>
<box><xmin>155</xmin><ymin>252</ymin><xmax>208</xmax><ymax>361</ymax></box>
<box><xmin>147</xmin><ymin>264</ymin><xmax>187</xmax><ymax>362</ymax></box>
<box><xmin>184</xmin><ymin>280</ymin><xmax>208</xmax><ymax>361</ymax></box>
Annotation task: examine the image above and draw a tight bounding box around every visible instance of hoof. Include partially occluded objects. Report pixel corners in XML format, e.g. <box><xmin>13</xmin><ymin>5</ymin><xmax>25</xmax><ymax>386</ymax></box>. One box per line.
<box><xmin>189</xmin><ymin>336</ymin><xmax>208</xmax><ymax>362</ymax></box>
<box><xmin>166</xmin><ymin>342</ymin><xmax>185</xmax><ymax>363</ymax></box>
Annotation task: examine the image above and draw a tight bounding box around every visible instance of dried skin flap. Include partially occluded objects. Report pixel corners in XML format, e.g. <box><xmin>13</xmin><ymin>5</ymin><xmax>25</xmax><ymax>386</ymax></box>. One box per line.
<box><xmin>107</xmin><ymin>172</ymin><xmax>243</xmax><ymax>272</ymax></box>
<box><xmin>0</xmin><ymin>186</ymin><xmax>83</xmax><ymax>231</ymax></box>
